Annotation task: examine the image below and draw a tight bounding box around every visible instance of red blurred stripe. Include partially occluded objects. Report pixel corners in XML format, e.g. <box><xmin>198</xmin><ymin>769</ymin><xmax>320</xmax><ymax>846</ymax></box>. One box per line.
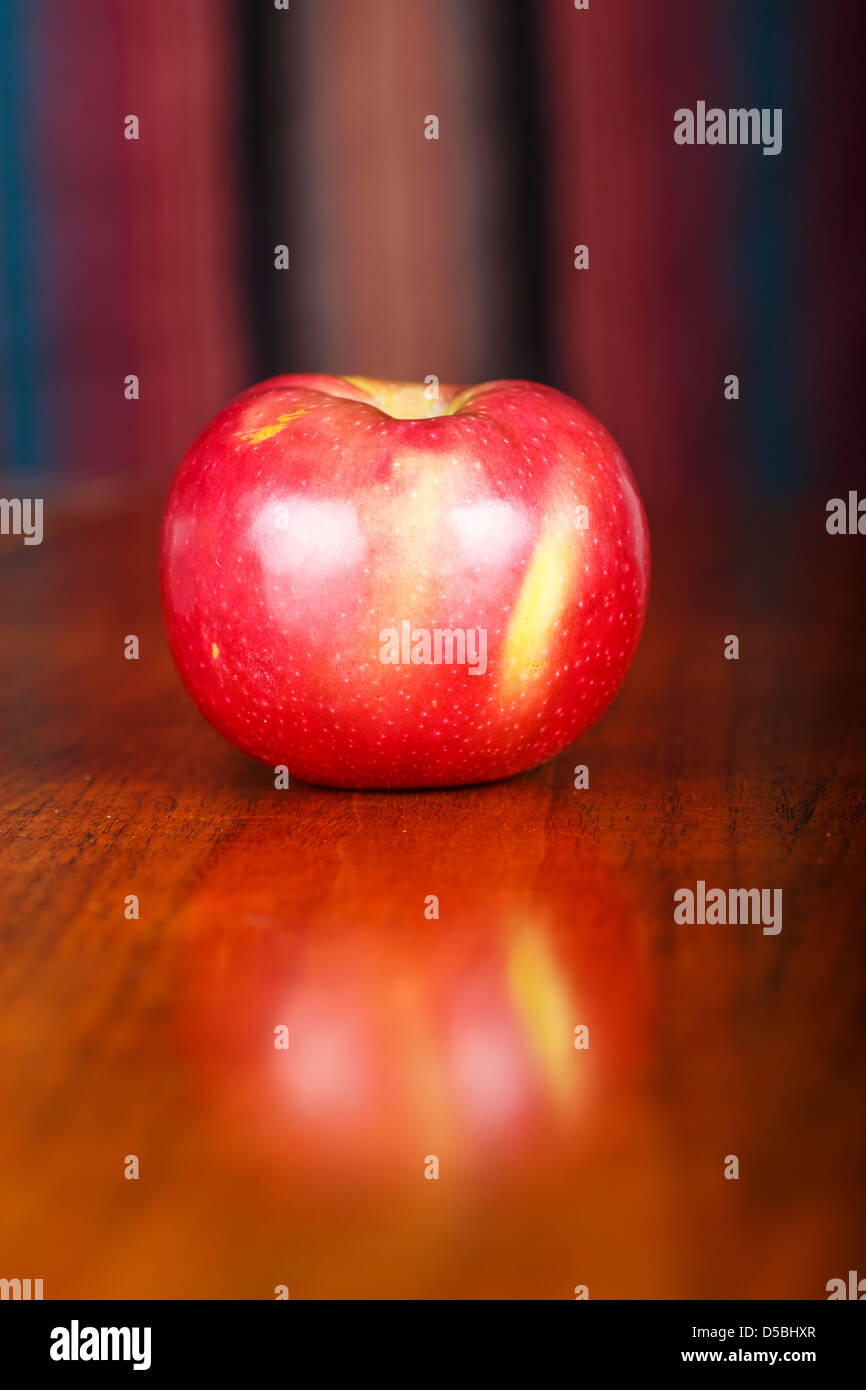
<box><xmin>541</xmin><ymin>0</ymin><xmax>741</xmax><ymax>502</ymax></box>
<box><xmin>38</xmin><ymin>0</ymin><xmax>248</xmax><ymax>488</ymax></box>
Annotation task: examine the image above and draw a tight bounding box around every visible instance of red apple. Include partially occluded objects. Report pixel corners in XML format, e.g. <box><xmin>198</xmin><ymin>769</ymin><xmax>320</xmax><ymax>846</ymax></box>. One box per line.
<box><xmin>160</xmin><ymin>375</ymin><xmax>649</xmax><ymax>787</ymax></box>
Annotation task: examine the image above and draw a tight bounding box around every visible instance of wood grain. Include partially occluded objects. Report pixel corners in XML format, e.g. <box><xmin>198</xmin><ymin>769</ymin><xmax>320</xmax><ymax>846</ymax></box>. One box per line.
<box><xmin>0</xmin><ymin>489</ymin><xmax>864</xmax><ymax>1299</ymax></box>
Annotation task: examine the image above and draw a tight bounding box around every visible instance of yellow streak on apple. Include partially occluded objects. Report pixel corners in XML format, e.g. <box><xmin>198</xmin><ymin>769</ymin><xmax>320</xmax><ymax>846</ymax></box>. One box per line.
<box><xmin>499</xmin><ymin>518</ymin><xmax>574</xmax><ymax>696</ymax></box>
<box><xmin>243</xmin><ymin>408</ymin><xmax>310</xmax><ymax>444</ymax></box>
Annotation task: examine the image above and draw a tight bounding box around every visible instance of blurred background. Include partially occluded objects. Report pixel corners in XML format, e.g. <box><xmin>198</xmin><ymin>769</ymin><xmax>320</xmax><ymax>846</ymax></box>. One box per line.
<box><xmin>1</xmin><ymin>0</ymin><xmax>864</xmax><ymax>507</ymax></box>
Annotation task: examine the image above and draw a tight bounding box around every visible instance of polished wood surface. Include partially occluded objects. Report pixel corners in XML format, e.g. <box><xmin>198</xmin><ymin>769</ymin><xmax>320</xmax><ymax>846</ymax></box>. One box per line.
<box><xmin>1</xmin><ymin>490</ymin><xmax>864</xmax><ymax>1299</ymax></box>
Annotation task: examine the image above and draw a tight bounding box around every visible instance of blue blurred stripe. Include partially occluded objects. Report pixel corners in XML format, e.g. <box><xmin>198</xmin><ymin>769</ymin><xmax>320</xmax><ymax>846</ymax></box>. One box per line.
<box><xmin>0</xmin><ymin>0</ymin><xmax>48</xmax><ymax>475</ymax></box>
<box><xmin>729</xmin><ymin>0</ymin><xmax>801</xmax><ymax>489</ymax></box>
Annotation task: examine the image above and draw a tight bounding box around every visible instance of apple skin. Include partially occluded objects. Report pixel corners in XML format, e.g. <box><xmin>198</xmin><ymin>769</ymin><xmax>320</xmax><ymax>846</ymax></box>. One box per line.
<box><xmin>160</xmin><ymin>375</ymin><xmax>650</xmax><ymax>788</ymax></box>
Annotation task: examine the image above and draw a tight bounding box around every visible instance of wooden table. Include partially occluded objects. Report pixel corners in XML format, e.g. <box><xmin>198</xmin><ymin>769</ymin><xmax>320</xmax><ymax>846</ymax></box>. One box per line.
<box><xmin>1</xmin><ymin>488</ymin><xmax>863</xmax><ymax>1299</ymax></box>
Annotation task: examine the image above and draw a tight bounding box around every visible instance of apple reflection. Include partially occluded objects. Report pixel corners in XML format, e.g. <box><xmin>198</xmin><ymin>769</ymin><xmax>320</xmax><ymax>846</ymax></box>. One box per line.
<box><xmin>174</xmin><ymin>792</ymin><xmax>650</xmax><ymax>1195</ymax></box>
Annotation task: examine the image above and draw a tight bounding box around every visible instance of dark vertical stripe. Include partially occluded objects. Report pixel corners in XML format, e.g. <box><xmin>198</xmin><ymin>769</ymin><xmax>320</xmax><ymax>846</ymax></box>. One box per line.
<box><xmin>496</xmin><ymin>0</ymin><xmax>551</xmax><ymax>384</ymax></box>
<box><xmin>233</xmin><ymin>0</ymin><xmax>283</xmax><ymax>379</ymax></box>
